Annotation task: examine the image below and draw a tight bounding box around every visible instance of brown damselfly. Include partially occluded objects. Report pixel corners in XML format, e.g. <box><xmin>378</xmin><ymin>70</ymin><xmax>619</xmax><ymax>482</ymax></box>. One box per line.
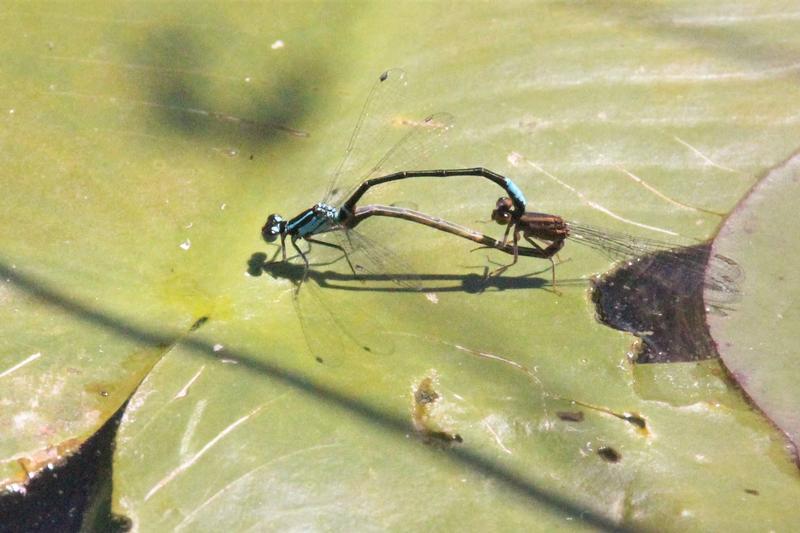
<box><xmin>487</xmin><ymin>196</ymin><xmax>742</xmax><ymax>300</ymax></box>
<box><xmin>350</xmin><ymin>197</ymin><xmax>741</xmax><ymax>301</ymax></box>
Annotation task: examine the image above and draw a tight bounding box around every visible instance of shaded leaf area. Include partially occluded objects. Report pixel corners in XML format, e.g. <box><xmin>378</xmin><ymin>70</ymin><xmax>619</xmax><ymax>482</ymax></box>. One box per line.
<box><xmin>592</xmin><ymin>243</ymin><xmax>740</xmax><ymax>363</ymax></box>
<box><xmin>0</xmin><ymin>402</ymin><xmax>129</xmax><ymax>533</ymax></box>
<box><xmin>708</xmin><ymin>149</ymin><xmax>800</xmax><ymax>456</ymax></box>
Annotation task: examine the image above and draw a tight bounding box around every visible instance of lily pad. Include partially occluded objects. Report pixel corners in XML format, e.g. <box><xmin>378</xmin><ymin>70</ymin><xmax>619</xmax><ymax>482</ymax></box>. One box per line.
<box><xmin>707</xmin><ymin>152</ymin><xmax>800</xmax><ymax>453</ymax></box>
<box><xmin>1</xmin><ymin>1</ymin><xmax>800</xmax><ymax>531</ymax></box>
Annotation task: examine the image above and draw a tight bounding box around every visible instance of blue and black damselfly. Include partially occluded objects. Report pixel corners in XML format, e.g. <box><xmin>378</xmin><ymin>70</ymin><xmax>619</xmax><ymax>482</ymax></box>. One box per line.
<box><xmin>261</xmin><ymin>69</ymin><xmax>527</xmax><ymax>281</ymax></box>
<box><xmin>259</xmin><ymin>70</ymin><xmax>530</xmax><ymax>363</ymax></box>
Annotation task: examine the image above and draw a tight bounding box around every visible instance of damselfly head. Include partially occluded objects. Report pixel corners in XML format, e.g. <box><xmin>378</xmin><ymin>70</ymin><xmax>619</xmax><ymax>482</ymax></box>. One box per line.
<box><xmin>491</xmin><ymin>197</ymin><xmax>514</xmax><ymax>225</ymax></box>
<box><xmin>262</xmin><ymin>214</ymin><xmax>285</xmax><ymax>242</ymax></box>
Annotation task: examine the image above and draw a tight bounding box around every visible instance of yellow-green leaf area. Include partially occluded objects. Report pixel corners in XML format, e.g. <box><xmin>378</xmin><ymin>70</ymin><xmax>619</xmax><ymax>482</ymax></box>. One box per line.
<box><xmin>1</xmin><ymin>1</ymin><xmax>799</xmax><ymax>530</ymax></box>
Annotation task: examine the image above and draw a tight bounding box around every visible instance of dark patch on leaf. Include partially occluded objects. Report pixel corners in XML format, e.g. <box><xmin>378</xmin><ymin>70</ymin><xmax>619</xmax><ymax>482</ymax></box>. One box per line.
<box><xmin>189</xmin><ymin>316</ymin><xmax>209</xmax><ymax>332</ymax></box>
<box><xmin>412</xmin><ymin>377</ymin><xmax>461</xmax><ymax>447</ymax></box>
<box><xmin>597</xmin><ymin>446</ymin><xmax>621</xmax><ymax>463</ymax></box>
<box><xmin>557</xmin><ymin>410</ymin><xmax>584</xmax><ymax>422</ymax></box>
<box><xmin>592</xmin><ymin>243</ymin><xmax>737</xmax><ymax>363</ymax></box>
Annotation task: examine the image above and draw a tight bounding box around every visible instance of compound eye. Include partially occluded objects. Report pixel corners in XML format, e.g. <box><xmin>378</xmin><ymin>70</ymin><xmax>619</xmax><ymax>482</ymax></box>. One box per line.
<box><xmin>261</xmin><ymin>225</ymin><xmax>277</xmax><ymax>242</ymax></box>
<box><xmin>491</xmin><ymin>209</ymin><xmax>510</xmax><ymax>224</ymax></box>
<box><xmin>261</xmin><ymin>214</ymin><xmax>283</xmax><ymax>242</ymax></box>
<box><xmin>495</xmin><ymin>197</ymin><xmax>513</xmax><ymax>209</ymax></box>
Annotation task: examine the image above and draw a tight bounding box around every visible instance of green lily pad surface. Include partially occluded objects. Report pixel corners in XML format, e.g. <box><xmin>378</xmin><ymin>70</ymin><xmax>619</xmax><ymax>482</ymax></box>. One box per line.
<box><xmin>2</xmin><ymin>2</ymin><xmax>800</xmax><ymax>530</ymax></box>
<box><xmin>708</xmin><ymin>152</ymin><xmax>800</xmax><ymax>453</ymax></box>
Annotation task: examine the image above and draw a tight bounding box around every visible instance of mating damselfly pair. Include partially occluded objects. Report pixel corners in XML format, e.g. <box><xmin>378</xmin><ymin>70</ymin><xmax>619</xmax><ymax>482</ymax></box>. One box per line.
<box><xmin>259</xmin><ymin>69</ymin><xmax>741</xmax><ymax>359</ymax></box>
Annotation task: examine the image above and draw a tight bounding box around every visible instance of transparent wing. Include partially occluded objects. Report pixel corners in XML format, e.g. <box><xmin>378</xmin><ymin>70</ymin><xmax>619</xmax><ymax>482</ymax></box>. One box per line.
<box><xmin>270</xmin><ymin>217</ymin><xmax>425</xmax><ymax>293</ymax></box>
<box><xmin>323</xmin><ymin>70</ymin><xmax>456</xmax><ymax>207</ymax></box>
<box><xmin>324</xmin><ymin>68</ymin><xmax>409</xmax><ymax>204</ymax></box>
<box><xmin>293</xmin><ymin>279</ymin><xmax>347</xmax><ymax>366</ymax></box>
<box><xmin>566</xmin><ymin>221</ymin><xmax>743</xmax><ymax>303</ymax></box>
<box><xmin>336</xmin><ymin>112</ymin><xmax>456</xmax><ymax>207</ymax></box>
<box><xmin>295</xmin><ymin>271</ymin><xmax>401</xmax><ymax>365</ymax></box>
<box><xmin>290</xmin><ymin>224</ymin><xmax>426</xmax><ymax>364</ymax></box>
<box><xmin>327</xmin><ymin>227</ymin><xmax>424</xmax><ymax>292</ymax></box>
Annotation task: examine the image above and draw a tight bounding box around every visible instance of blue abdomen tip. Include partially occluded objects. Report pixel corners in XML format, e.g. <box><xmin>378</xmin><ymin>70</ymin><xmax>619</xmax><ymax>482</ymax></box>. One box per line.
<box><xmin>507</xmin><ymin>180</ymin><xmax>527</xmax><ymax>206</ymax></box>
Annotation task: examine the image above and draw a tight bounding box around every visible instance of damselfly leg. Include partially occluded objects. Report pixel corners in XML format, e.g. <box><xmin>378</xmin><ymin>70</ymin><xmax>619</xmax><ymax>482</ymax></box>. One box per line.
<box><xmin>349</xmin><ymin>203</ymin><xmax>561</xmax><ymax>289</ymax></box>
<box><xmin>486</xmin><ymin>197</ymin><xmax>567</xmax><ymax>287</ymax></box>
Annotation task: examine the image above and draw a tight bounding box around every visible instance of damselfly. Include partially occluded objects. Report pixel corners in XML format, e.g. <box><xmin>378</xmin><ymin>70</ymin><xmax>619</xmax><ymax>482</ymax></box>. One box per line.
<box><xmin>348</xmin><ymin>198</ymin><xmax>740</xmax><ymax>304</ymax></box>
<box><xmin>259</xmin><ymin>70</ymin><xmax>527</xmax><ymax>362</ymax></box>
<box><xmin>349</xmin><ymin>203</ymin><xmax>552</xmax><ymax>261</ymax></box>
<box><xmin>262</xmin><ymin>167</ymin><xmax>525</xmax><ymax>273</ymax></box>
<box><xmin>488</xmin><ymin>196</ymin><xmax>742</xmax><ymax>301</ymax></box>
<box><xmin>261</xmin><ymin>69</ymin><xmax>526</xmax><ymax>279</ymax></box>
